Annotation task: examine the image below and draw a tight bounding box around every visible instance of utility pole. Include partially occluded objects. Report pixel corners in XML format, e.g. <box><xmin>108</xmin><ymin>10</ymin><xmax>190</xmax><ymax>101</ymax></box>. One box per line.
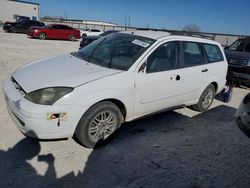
<box><xmin>125</xmin><ymin>16</ymin><xmax>127</xmax><ymax>30</ymax></box>
<box><xmin>63</xmin><ymin>9</ymin><xmax>66</xmax><ymax>19</ymax></box>
<box><xmin>128</xmin><ymin>16</ymin><xmax>131</xmax><ymax>27</ymax></box>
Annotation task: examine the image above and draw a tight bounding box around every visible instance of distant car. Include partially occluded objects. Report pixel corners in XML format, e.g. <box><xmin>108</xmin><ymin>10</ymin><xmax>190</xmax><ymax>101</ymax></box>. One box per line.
<box><xmin>79</xmin><ymin>30</ymin><xmax>119</xmax><ymax>48</ymax></box>
<box><xmin>236</xmin><ymin>93</ymin><xmax>250</xmax><ymax>138</ymax></box>
<box><xmin>27</xmin><ymin>24</ymin><xmax>80</xmax><ymax>41</ymax></box>
<box><xmin>225</xmin><ymin>38</ymin><xmax>250</xmax><ymax>87</ymax></box>
<box><xmin>3</xmin><ymin>20</ymin><xmax>45</xmax><ymax>33</ymax></box>
<box><xmin>80</xmin><ymin>28</ymin><xmax>103</xmax><ymax>38</ymax></box>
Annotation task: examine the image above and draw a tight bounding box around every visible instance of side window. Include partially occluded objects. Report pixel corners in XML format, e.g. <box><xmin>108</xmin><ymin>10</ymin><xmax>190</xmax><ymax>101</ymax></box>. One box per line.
<box><xmin>183</xmin><ymin>42</ymin><xmax>203</xmax><ymax>67</ymax></box>
<box><xmin>203</xmin><ymin>44</ymin><xmax>224</xmax><ymax>63</ymax></box>
<box><xmin>51</xmin><ymin>25</ymin><xmax>59</xmax><ymax>29</ymax></box>
<box><xmin>244</xmin><ymin>42</ymin><xmax>250</xmax><ymax>52</ymax></box>
<box><xmin>91</xmin><ymin>29</ymin><xmax>100</xmax><ymax>32</ymax></box>
<box><xmin>53</xmin><ymin>25</ymin><xmax>65</xmax><ymax>30</ymax></box>
<box><xmin>147</xmin><ymin>41</ymin><xmax>179</xmax><ymax>73</ymax></box>
<box><xmin>60</xmin><ymin>25</ymin><xmax>71</xmax><ymax>30</ymax></box>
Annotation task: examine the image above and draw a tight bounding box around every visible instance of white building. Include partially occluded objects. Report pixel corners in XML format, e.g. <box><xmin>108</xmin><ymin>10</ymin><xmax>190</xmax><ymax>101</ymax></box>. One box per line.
<box><xmin>0</xmin><ymin>0</ymin><xmax>39</xmax><ymax>22</ymax></box>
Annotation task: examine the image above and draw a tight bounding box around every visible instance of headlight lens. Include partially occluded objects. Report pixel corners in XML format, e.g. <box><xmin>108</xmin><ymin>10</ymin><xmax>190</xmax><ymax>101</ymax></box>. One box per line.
<box><xmin>24</xmin><ymin>87</ymin><xmax>73</xmax><ymax>105</ymax></box>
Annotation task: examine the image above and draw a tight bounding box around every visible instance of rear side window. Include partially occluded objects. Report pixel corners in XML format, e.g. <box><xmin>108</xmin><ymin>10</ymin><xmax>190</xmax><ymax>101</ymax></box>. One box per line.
<box><xmin>183</xmin><ymin>42</ymin><xmax>203</xmax><ymax>67</ymax></box>
<box><xmin>91</xmin><ymin>29</ymin><xmax>100</xmax><ymax>32</ymax></box>
<box><xmin>203</xmin><ymin>44</ymin><xmax>224</xmax><ymax>63</ymax></box>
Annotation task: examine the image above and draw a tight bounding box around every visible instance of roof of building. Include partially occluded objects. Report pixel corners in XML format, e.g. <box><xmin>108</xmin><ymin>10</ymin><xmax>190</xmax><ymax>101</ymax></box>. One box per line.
<box><xmin>14</xmin><ymin>0</ymin><xmax>39</xmax><ymax>6</ymax></box>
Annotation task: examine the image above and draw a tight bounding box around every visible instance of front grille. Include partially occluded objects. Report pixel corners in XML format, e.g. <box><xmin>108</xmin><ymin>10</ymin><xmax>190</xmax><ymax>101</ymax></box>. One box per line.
<box><xmin>11</xmin><ymin>77</ymin><xmax>26</xmax><ymax>96</ymax></box>
<box><xmin>227</xmin><ymin>57</ymin><xmax>248</xmax><ymax>66</ymax></box>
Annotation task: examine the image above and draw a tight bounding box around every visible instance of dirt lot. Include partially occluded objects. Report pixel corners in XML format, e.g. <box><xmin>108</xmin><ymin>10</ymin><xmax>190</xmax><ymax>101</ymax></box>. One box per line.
<box><xmin>0</xmin><ymin>30</ymin><xmax>250</xmax><ymax>188</ymax></box>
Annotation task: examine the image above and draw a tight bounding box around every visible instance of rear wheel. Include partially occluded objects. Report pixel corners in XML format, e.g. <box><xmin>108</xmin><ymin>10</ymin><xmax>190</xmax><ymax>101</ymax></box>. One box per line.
<box><xmin>38</xmin><ymin>32</ymin><xmax>46</xmax><ymax>40</ymax></box>
<box><xmin>192</xmin><ymin>84</ymin><xmax>215</xmax><ymax>112</ymax></box>
<box><xmin>69</xmin><ymin>34</ymin><xmax>76</xmax><ymax>41</ymax></box>
<box><xmin>74</xmin><ymin>101</ymin><xmax>123</xmax><ymax>148</ymax></box>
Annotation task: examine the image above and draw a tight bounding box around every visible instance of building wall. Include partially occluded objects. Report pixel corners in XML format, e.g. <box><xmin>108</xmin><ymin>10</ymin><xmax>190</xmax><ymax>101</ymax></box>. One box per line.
<box><xmin>43</xmin><ymin>19</ymin><xmax>249</xmax><ymax>46</ymax></box>
<box><xmin>0</xmin><ymin>0</ymin><xmax>39</xmax><ymax>22</ymax></box>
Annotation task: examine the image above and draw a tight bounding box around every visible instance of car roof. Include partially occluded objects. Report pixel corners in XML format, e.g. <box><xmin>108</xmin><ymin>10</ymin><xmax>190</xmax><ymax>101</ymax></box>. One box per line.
<box><xmin>121</xmin><ymin>30</ymin><xmax>170</xmax><ymax>40</ymax></box>
<box><xmin>120</xmin><ymin>30</ymin><xmax>220</xmax><ymax>45</ymax></box>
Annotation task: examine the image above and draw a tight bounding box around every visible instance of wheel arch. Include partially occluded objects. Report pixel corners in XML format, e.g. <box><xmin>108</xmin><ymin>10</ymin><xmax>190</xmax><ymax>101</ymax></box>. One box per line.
<box><xmin>94</xmin><ymin>98</ymin><xmax>127</xmax><ymax>123</ymax></box>
<box><xmin>210</xmin><ymin>81</ymin><xmax>218</xmax><ymax>93</ymax></box>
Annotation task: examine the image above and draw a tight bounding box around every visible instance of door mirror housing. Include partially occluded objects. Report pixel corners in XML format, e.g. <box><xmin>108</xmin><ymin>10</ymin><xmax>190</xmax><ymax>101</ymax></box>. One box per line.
<box><xmin>138</xmin><ymin>62</ymin><xmax>146</xmax><ymax>73</ymax></box>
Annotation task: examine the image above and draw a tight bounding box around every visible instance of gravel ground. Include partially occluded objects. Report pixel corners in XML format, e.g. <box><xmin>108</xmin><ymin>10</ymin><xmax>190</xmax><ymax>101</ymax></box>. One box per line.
<box><xmin>0</xmin><ymin>30</ymin><xmax>250</xmax><ymax>188</ymax></box>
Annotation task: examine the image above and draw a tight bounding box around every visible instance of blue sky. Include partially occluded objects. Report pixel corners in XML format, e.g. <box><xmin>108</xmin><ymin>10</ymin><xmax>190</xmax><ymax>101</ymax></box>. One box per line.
<box><xmin>36</xmin><ymin>0</ymin><xmax>250</xmax><ymax>35</ymax></box>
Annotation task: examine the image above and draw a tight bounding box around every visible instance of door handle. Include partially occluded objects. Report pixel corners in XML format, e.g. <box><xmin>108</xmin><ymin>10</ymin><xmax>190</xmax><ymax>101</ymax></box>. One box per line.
<box><xmin>175</xmin><ymin>75</ymin><xmax>181</xmax><ymax>81</ymax></box>
<box><xmin>201</xmin><ymin>69</ymin><xmax>208</xmax><ymax>72</ymax></box>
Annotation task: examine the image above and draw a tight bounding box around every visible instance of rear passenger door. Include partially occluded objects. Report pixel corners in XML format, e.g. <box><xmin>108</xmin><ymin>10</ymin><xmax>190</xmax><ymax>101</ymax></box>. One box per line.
<box><xmin>180</xmin><ymin>41</ymin><xmax>225</xmax><ymax>99</ymax></box>
<box><xmin>178</xmin><ymin>41</ymin><xmax>209</xmax><ymax>99</ymax></box>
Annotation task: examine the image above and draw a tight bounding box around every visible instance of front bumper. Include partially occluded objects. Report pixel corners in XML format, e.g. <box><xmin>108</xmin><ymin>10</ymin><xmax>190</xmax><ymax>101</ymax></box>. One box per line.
<box><xmin>236</xmin><ymin>94</ymin><xmax>250</xmax><ymax>138</ymax></box>
<box><xmin>227</xmin><ymin>70</ymin><xmax>250</xmax><ymax>86</ymax></box>
<box><xmin>3</xmin><ymin>25</ymin><xmax>11</xmax><ymax>32</ymax></box>
<box><xmin>27</xmin><ymin>30</ymin><xmax>39</xmax><ymax>38</ymax></box>
<box><xmin>3</xmin><ymin>78</ymin><xmax>88</xmax><ymax>139</ymax></box>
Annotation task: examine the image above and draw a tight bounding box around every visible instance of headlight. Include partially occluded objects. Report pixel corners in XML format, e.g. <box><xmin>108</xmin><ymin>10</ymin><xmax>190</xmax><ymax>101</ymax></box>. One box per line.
<box><xmin>24</xmin><ymin>87</ymin><xmax>73</xmax><ymax>105</ymax></box>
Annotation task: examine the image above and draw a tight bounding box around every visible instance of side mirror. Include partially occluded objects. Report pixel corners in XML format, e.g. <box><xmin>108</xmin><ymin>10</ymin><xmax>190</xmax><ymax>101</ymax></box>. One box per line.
<box><xmin>224</xmin><ymin>46</ymin><xmax>229</xmax><ymax>50</ymax></box>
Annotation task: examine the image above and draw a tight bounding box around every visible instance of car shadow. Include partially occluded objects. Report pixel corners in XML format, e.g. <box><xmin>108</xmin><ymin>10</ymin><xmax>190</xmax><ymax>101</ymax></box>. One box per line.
<box><xmin>70</xmin><ymin>105</ymin><xmax>250</xmax><ymax>187</ymax></box>
<box><xmin>27</xmin><ymin>36</ymin><xmax>79</xmax><ymax>42</ymax></box>
<box><xmin>0</xmin><ymin>131</ymin><xmax>57</xmax><ymax>187</ymax></box>
<box><xmin>1</xmin><ymin>105</ymin><xmax>250</xmax><ymax>187</ymax></box>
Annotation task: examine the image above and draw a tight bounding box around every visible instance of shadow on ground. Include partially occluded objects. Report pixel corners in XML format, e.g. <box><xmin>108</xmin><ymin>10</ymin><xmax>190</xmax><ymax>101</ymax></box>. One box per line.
<box><xmin>1</xmin><ymin>105</ymin><xmax>250</xmax><ymax>188</ymax></box>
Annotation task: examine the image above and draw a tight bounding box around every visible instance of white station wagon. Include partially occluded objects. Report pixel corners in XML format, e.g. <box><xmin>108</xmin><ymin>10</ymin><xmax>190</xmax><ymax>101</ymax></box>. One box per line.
<box><xmin>3</xmin><ymin>30</ymin><xmax>228</xmax><ymax>148</ymax></box>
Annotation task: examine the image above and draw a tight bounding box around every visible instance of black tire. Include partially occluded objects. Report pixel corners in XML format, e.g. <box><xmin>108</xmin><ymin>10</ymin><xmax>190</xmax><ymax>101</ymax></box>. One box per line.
<box><xmin>192</xmin><ymin>84</ymin><xmax>215</xmax><ymax>112</ymax></box>
<box><xmin>38</xmin><ymin>32</ymin><xmax>46</xmax><ymax>40</ymax></box>
<box><xmin>74</xmin><ymin>101</ymin><xmax>123</xmax><ymax>148</ymax></box>
<box><xmin>10</xmin><ymin>27</ymin><xmax>17</xmax><ymax>33</ymax></box>
<box><xmin>81</xmin><ymin>33</ymin><xmax>87</xmax><ymax>38</ymax></box>
<box><xmin>69</xmin><ymin>34</ymin><xmax>76</xmax><ymax>41</ymax></box>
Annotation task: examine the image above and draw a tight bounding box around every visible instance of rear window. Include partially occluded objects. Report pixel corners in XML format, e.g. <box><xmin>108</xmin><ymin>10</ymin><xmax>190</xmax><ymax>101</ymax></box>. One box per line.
<box><xmin>203</xmin><ymin>44</ymin><xmax>224</xmax><ymax>63</ymax></box>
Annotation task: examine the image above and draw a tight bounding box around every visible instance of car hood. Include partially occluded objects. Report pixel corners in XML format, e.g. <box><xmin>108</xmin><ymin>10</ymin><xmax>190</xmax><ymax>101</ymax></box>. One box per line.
<box><xmin>4</xmin><ymin>21</ymin><xmax>14</xmax><ymax>25</ymax></box>
<box><xmin>224</xmin><ymin>50</ymin><xmax>250</xmax><ymax>59</ymax></box>
<box><xmin>12</xmin><ymin>54</ymin><xmax>122</xmax><ymax>93</ymax></box>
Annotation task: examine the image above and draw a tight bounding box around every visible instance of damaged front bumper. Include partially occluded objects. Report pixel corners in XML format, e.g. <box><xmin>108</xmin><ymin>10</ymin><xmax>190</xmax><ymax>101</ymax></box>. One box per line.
<box><xmin>3</xmin><ymin>78</ymin><xmax>87</xmax><ymax>139</ymax></box>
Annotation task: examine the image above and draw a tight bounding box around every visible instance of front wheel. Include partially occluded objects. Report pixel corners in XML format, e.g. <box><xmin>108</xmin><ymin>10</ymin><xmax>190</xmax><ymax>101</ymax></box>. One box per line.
<box><xmin>192</xmin><ymin>84</ymin><xmax>215</xmax><ymax>112</ymax></box>
<box><xmin>38</xmin><ymin>32</ymin><xmax>46</xmax><ymax>40</ymax></box>
<box><xmin>69</xmin><ymin>34</ymin><xmax>76</xmax><ymax>41</ymax></box>
<box><xmin>74</xmin><ymin>101</ymin><xmax>123</xmax><ymax>148</ymax></box>
<box><xmin>10</xmin><ymin>27</ymin><xmax>17</xmax><ymax>33</ymax></box>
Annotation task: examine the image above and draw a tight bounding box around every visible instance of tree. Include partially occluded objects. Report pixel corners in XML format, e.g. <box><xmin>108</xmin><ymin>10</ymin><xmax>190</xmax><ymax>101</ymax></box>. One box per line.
<box><xmin>183</xmin><ymin>24</ymin><xmax>201</xmax><ymax>32</ymax></box>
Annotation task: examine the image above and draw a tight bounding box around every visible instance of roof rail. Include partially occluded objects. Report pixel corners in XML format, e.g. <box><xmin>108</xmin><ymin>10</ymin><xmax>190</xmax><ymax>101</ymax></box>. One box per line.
<box><xmin>136</xmin><ymin>28</ymin><xmax>214</xmax><ymax>40</ymax></box>
<box><xmin>169</xmin><ymin>31</ymin><xmax>214</xmax><ymax>40</ymax></box>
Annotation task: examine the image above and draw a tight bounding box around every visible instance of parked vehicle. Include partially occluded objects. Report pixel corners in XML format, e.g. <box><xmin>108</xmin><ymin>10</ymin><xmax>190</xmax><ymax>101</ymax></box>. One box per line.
<box><xmin>3</xmin><ymin>20</ymin><xmax>44</xmax><ymax>33</ymax></box>
<box><xmin>27</xmin><ymin>24</ymin><xmax>80</xmax><ymax>41</ymax></box>
<box><xmin>80</xmin><ymin>30</ymin><xmax>119</xmax><ymax>48</ymax></box>
<box><xmin>236</xmin><ymin>93</ymin><xmax>250</xmax><ymax>138</ymax></box>
<box><xmin>224</xmin><ymin>38</ymin><xmax>250</xmax><ymax>87</ymax></box>
<box><xmin>3</xmin><ymin>31</ymin><xmax>227</xmax><ymax>148</ymax></box>
<box><xmin>80</xmin><ymin>28</ymin><xmax>103</xmax><ymax>38</ymax></box>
